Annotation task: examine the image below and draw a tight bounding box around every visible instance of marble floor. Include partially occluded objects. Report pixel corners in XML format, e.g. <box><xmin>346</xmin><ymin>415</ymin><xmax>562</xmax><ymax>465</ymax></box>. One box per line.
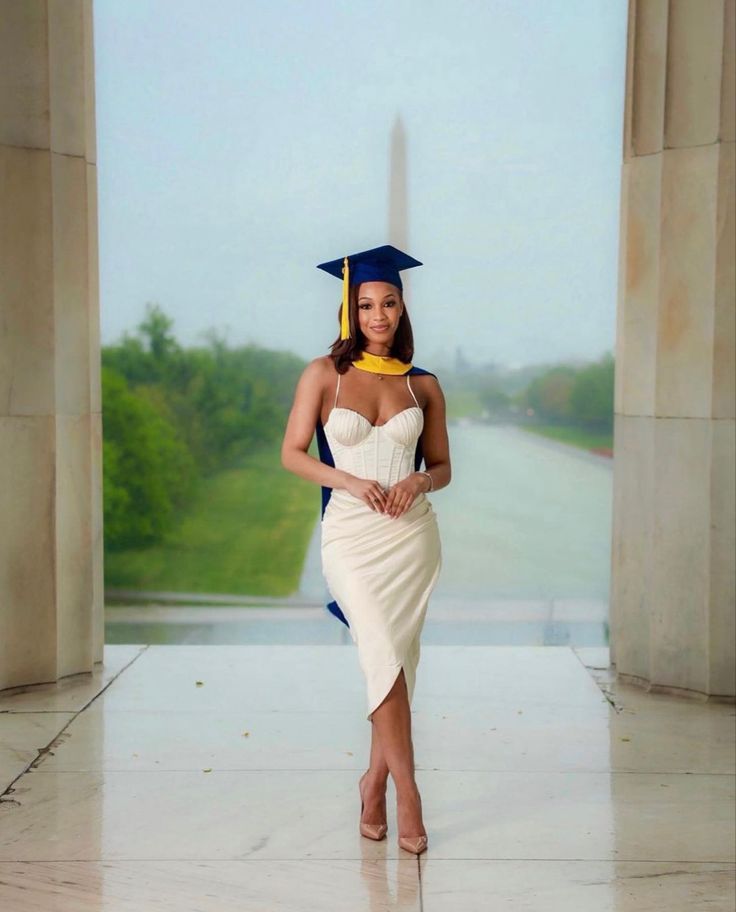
<box><xmin>0</xmin><ymin>644</ymin><xmax>733</xmax><ymax>911</ymax></box>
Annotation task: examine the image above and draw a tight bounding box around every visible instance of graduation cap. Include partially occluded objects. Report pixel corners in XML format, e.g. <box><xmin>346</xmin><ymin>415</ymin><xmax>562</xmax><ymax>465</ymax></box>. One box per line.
<box><xmin>316</xmin><ymin>244</ymin><xmax>423</xmax><ymax>340</ymax></box>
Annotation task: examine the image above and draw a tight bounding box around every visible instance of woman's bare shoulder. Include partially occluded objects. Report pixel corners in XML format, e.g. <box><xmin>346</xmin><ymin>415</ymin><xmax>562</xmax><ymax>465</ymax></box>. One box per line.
<box><xmin>413</xmin><ymin>369</ymin><xmax>443</xmax><ymax>391</ymax></box>
<box><xmin>300</xmin><ymin>354</ymin><xmax>333</xmax><ymax>375</ymax></box>
<box><xmin>412</xmin><ymin>370</ymin><xmax>445</xmax><ymax>407</ymax></box>
<box><xmin>297</xmin><ymin>355</ymin><xmax>334</xmax><ymax>392</ymax></box>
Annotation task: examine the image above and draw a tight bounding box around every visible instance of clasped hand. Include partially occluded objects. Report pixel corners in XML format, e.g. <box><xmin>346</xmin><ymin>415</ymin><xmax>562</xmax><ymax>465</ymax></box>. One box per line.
<box><xmin>346</xmin><ymin>473</ymin><xmax>426</xmax><ymax>518</ymax></box>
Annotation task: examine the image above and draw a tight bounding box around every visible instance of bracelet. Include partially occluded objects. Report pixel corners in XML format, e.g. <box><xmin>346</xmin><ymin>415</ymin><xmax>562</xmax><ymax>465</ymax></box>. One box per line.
<box><xmin>418</xmin><ymin>470</ymin><xmax>433</xmax><ymax>492</ymax></box>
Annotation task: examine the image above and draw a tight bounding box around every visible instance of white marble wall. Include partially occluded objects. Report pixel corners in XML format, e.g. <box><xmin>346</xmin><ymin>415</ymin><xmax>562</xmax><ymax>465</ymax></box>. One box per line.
<box><xmin>611</xmin><ymin>0</ymin><xmax>735</xmax><ymax>699</ymax></box>
<box><xmin>0</xmin><ymin>0</ymin><xmax>103</xmax><ymax>689</ymax></box>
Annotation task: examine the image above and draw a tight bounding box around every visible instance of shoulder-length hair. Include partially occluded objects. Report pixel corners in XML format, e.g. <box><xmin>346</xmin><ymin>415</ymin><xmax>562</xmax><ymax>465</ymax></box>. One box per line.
<box><xmin>327</xmin><ymin>283</ymin><xmax>415</xmax><ymax>374</ymax></box>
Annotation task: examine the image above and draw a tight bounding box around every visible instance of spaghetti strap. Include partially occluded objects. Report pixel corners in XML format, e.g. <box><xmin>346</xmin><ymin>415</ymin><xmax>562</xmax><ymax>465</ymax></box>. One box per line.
<box><xmin>406</xmin><ymin>375</ymin><xmax>420</xmax><ymax>408</ymax></box>
<box><xmin>334</xmin><ymin>371</ymin><xmax>341</xmax><ymax>408</ymax></box>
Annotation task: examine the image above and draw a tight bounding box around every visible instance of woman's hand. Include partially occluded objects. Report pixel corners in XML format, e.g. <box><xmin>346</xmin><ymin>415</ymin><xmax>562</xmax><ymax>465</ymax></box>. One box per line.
<box><xmin>344</xmin><ymin>475</ymin><xmax>389</xmax><ymax>513</ymax></box>
<box><xmin>383</xmin><ymin>473</ymin><xmax>428</xmax><ymax>519</ymax></box>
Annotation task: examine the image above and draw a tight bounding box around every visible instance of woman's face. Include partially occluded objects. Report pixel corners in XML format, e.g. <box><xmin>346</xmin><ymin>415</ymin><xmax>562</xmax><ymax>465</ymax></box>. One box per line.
<box><xmin>356</xmin><ymin>281</ymin><xmax>403</xmax><ymax>345</ymax></box>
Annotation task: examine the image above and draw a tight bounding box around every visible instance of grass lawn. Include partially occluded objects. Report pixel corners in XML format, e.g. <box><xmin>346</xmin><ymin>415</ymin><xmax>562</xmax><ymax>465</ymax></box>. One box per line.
<box><xmin>521</xmin><ymin>423</ymin><xmax>613</xmax><ymax>453</ymax></box>
<box><xmin>104</xmin><ymin>442</ymin><xmax>319</xmax><ymax>596</ymax></box>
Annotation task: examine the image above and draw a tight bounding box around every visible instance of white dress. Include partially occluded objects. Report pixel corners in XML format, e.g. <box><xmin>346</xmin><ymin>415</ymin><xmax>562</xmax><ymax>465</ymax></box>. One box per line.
<box><xmin>320</xmin><ymin>372</ymin><xmax>443</xmax><ymax>721</ymax></box>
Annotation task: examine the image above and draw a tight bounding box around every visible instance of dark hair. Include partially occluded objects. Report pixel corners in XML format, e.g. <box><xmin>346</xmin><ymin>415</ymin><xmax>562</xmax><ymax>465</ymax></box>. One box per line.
<box><xmin>328</xmin><ymin>283</ymin><xmax>415</xmax><ymax>373</ymax></box>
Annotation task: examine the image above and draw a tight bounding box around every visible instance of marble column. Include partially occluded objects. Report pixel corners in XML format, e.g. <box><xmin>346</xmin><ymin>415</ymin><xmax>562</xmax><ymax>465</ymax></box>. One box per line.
<box><xmin>0</xmin><ymin>0</ymin><xmax>103</xmax><ymax>690</ymax></box>
<box><xmin>611</xmin><ymin>0</ymin><xmax>735</xmax><ymax>700</ymax></box>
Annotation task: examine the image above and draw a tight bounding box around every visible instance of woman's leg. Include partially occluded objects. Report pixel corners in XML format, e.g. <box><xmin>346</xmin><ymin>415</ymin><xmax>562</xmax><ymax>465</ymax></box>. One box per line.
<box><xmin>369</xmin><ymin>720</ymin><xmax>390</xmax><ymax>782</ymax></box>
<box><xmin>368</xmin><ymin>668</ymin><xmax>426</xmax><ymax>837</ymax></box>
<box><xmin>359</xmin><ymin>720</ymin><xmax>389</xmax><ymax>826</ymax></box>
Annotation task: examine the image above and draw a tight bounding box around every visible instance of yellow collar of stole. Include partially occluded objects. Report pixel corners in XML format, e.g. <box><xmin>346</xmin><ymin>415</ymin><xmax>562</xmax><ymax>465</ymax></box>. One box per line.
<box><xmin>352</xmin><ymin>350</ymin><xmax>413</xmax><ymax>375</ymax></box>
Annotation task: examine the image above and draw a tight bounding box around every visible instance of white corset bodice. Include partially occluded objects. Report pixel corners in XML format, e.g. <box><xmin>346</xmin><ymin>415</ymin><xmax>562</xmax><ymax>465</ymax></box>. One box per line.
<box><xmin>323</xmin><ymin>373</ymin><xmax>424</xmax><ymax>491</ymax></box>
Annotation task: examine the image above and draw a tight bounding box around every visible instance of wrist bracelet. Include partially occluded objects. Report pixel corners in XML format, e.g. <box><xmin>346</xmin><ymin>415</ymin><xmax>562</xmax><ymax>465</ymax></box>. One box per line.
<box><xmin>418</xmin><ymin>470</ymin><xmax>433</xmax><ymax>492</ymax></box>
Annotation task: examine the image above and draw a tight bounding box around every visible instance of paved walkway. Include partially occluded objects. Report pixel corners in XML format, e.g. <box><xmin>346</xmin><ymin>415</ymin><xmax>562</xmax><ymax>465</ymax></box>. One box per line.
<box><xmin>0</xmin><ymin>644</ymin><xmax>733</xmax><ymax>910</ymax></box>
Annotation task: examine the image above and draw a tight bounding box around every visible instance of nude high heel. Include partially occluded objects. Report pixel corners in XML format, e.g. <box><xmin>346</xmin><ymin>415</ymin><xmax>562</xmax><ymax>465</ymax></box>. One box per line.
<box><xmin>397</xmin><ymin>789</ymin><xmax>428</xmax><ymax>855</ymax></box>
<box><xmin>398</xmin><ymin>834</ymin><xmax>428</xmax><ymax>854</ymax></box>
<box><xmin>359</xmin><ymin>774</ymin><xmax>387</xmax><ymax>841</ymax></box>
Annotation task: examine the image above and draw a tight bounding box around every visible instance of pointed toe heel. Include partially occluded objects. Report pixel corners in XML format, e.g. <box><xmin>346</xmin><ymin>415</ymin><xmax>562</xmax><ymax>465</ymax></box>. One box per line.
<box><xmin>398</xmin><ymin>834</ymin><xmax>428</xmax><ymax>855</ymax></box>
<box><xmin>360</xmin><ymin>820</ymin><xmax>388</xmax><ymax>840</ymax></box>
<box><xmin>359</xmin><ymin>795</ymin><xmax>388</xmax><ymax>841</ymax></box>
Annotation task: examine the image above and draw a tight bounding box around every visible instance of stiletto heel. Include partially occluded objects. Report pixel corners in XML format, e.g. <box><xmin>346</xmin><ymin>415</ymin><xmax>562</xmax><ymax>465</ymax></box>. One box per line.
<box><xmin>359</xmin><ymin>775</ymin><xmax>387</xmax><ymax>841</ymax></box>
<box><xmin>397</xmin><ymin>789</ymin><xmax>428</xmax><ymax>854</ymax></box>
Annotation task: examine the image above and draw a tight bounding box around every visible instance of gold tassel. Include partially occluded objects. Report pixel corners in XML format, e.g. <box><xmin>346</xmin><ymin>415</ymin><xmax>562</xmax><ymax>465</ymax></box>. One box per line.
<box><xmin>340</xmin><ymin>256</ymin><xmax>350</xmax><ymax>340</ymax></box>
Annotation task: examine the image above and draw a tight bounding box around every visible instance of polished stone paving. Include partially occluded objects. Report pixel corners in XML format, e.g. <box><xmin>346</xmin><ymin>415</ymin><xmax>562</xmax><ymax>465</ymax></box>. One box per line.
<box><xmin>0</xmin><ymin>644</ymin><xmax>733</xmax><ymax>910</ymax></box>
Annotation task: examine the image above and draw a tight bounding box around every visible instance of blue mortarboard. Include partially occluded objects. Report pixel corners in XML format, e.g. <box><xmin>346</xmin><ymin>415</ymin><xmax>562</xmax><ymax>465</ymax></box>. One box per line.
<box><xmin>316</xmin><ymin>244</ymin><xmax>423</xmax><ymax>340</ymax></box>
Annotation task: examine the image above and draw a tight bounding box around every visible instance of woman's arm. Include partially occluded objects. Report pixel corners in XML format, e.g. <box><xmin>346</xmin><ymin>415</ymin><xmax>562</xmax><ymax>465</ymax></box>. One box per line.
<box><xmin>417</xmin><ymin>374</ymin><xmax>452</xmax><ymax>493</ymax></box>
<box><xmin>382</xmin><ymin>373</ymin><xmax>451</xmax><ymax>518</ymax></box>
<box><xmin>281</xmin><ymin>358</ymin><xmax>352</xmax><ymax>490</ymax></box>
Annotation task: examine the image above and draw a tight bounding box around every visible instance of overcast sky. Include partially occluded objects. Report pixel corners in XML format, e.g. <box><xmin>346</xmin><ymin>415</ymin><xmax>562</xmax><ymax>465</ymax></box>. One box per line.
<box><xmin>95</xmin><ymin>0</ymin><xmax>628</xmax><ymax>371</ymax></box>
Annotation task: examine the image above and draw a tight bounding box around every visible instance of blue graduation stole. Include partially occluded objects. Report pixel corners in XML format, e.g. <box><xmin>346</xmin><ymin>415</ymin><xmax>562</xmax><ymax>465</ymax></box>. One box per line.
<box><xmin>314</xmin><ymin>366</ymin><xmax>437</xmax><ymax>628</ymax></box>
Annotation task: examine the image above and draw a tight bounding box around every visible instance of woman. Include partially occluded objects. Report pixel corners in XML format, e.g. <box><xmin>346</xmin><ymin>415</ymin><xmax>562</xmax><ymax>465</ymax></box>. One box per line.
<box><xmin>281</xmin><ymin>244</ymin><xmax>451</xmax><ymax>856</ymax></box>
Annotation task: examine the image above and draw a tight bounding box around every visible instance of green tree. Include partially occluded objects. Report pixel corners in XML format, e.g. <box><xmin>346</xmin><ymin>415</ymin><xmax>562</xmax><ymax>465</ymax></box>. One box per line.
<box><xmin>526</xmin><ymin>366</ymin><xmax>577</xmax><ymax>422</ymax></box>
<box><xmin>478</xmin><ymin>381</ymin><xmax>511</xmax><ymax>416</ymax></box>
<box><xmin>138</xmin><ymin>301</ymin><xmax>180</xmax><ymax>363</ymax></box>
<box><xmin>570</xmin><ymin>352</ymin><xmax>614</xmax><ymax>430</ymax></box>
<box><xmin>102</xmin><ymin>366</ymin><xmax>196</xmax><ymax>550</ymax></box>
